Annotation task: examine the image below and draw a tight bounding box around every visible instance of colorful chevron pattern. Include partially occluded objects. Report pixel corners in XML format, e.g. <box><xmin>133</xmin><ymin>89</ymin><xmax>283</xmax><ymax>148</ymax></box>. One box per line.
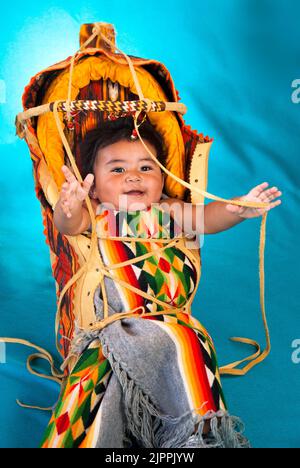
<box><xmin>40</xmin><ymin>206</ymin><xmax>226</xmax><ymax>448</ymax></box>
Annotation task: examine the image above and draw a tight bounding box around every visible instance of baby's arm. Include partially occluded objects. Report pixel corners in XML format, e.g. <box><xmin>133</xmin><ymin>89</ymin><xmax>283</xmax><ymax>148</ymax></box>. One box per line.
<box><xmin>53</xmin><ymin>165</ymin><xmax>95</xmax><ymax>236</ymax></box>
<box><xmin>204</xmin><ymin>182</ymin><xmax>281</xmax><ymax>233</ymax></box>
<box><xmin>159</xmin><ymin>182</ymin><xmax>281</xmax><ymax>235</ymax></box>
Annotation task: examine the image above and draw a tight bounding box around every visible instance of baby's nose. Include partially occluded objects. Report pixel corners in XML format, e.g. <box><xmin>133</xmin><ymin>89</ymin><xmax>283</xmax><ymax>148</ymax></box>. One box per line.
<box><xmin>126</xmin><ymin>173</ymin><xmax>141</xmax><ymax>181</ymax></box>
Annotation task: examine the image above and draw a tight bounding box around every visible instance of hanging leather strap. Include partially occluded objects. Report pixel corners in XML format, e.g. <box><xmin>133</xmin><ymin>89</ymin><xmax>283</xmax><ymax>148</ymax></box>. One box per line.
<box><xmin>0</xmin><ymin>338</ymin><xmax>63</xmax><ymax>410</ymax></box>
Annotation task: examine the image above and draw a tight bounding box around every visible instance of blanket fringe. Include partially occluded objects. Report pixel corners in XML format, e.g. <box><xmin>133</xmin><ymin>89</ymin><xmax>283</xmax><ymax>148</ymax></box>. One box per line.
<box><xmin>183</xmin><ymin>413</ymin><xmax>250</xmax><ymax>448</ymax></box>
<box><xmin>99</xmin><ymin>334</ymin><xmax>250</xmax><ymax>448</ymax></box>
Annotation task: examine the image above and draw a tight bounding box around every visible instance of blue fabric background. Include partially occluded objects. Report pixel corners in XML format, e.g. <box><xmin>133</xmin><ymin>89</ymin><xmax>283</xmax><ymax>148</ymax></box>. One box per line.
<box><xmin>0</xmin><ymin>0</ymin><xmax>299</xmax><ymax>448</ymax></box>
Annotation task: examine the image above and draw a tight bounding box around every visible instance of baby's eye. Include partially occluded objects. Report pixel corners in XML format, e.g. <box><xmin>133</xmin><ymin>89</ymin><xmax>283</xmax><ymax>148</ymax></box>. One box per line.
<box><xmin>111</xmin><ymin>167</ymin><xmax>125</xmax><ymax>173</ymax></box>
<box><xmin>141</xmin><ymin>166</ymin><xmax>153</xmax><ymax>171</ymax></box>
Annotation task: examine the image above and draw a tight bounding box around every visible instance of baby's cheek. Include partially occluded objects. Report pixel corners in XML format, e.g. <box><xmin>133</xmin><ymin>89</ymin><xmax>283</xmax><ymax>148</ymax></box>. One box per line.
<box><xmin>97</xmin><ymin>178</ymin><xmax>123</xmax><ymax>200</ymax></box>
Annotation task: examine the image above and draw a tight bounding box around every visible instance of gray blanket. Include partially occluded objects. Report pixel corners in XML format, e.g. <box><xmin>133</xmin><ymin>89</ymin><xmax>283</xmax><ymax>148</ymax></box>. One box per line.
<box><xmin>70</xmin><ymin>279</ymin><xmax>250</xmax><ymax>448</ymax></box>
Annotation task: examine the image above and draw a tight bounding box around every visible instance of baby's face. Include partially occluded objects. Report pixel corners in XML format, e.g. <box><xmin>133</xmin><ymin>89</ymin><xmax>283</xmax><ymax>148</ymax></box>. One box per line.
<box><xmin>91</xmin><ymin>139</ymin><xmax>164</xmax><ymax>211</ymax></box>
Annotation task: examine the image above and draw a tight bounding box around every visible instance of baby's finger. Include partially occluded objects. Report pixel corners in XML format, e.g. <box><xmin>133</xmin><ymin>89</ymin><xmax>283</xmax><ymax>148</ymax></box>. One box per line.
<box><xmin>61</xmin><ymin>200</ymin><xmax>70</xmax><ymax>212</ymax></box>
<box><xmin>265</xmin><ymin>199</ymin><xmax>282</xmax><ymax>210</ymax></box>
<box><xmin>268</xmin><ymin>190</ymin><xmax>281</xmax><ymax>202</ymax></box>
<box><xmin>61</xmin><ymin>201</ymin><xmax>72</xmax><ymax>218</ymax></box>
<box><xmin>62</xmin><ymin>165</ymin><xmax>77</xmax><ymax>184</ymax></box>
<box><xmin>72</xmin><ymin>174</ymin><xmax>95</xmax><ymax>202</ymax></box>
<box><xmin>248</xmin><ymin>182</ymin><xmax>269</xmax><ymax>198</ymax></box>
<box><xmin>82</xmin><ymin>173</ymin><xmax>94</xmax><ymax>191</ymax></box>
<box><xmin>77</xmin><ymin>183</ymin><xmax>95</xmax><ymax>201</ymax></box>
<box><xmin>80</xmin><ymin>174</ymin><xmax>94</xmax><ymax>197</ymax></box>
<box><xmin>69</xmin><ymin>180</ymin><xmax>79</xmax><ymax>194</ymax></box>
<box><xmin>261</xmin><ymin>188</ymin><xmax>282</xmax><ymax>203</ymax></box>
<box><xmin>61</xmin><ymin>182</ymin><xmax>70</xmax><ymax>195</ymax></box>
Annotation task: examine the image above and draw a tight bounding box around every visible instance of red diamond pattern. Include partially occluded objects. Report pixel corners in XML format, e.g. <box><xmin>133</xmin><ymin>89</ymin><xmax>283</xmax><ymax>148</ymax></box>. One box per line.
<box><xmin>158</xmin><ymin>257</ymin><xmax>171</xmax><ymax>273</ymax></box>
<box><xmin>56</xmin><ymin>412</ymin><xmax>70</xmax><ymax>435</ymax></box>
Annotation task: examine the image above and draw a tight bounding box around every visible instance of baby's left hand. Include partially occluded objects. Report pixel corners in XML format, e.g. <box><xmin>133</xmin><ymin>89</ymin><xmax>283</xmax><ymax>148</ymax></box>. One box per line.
<box><xmin>226</xmin><ymin>182</ymin><xmax>282</xmax><ymax>219</ymax></box>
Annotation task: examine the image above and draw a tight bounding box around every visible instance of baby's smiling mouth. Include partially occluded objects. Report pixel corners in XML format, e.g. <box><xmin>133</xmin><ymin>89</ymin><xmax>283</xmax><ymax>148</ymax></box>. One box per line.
<box><xmin>124</xmin><ymin>190</ymin><xmax>145</xmax><ymax>196</ymax></box>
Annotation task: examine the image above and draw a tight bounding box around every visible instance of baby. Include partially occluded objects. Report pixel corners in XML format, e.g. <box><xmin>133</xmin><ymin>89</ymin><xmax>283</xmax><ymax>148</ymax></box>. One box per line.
<box><xmin>49</xmin><ymin>116</ymin><xmax>282</xmax><ymax>447</ymax></box>
<box><xmin>54</xmin><ymin>117</ymin><xmax>282</xmax><ymax>238</ymax></box>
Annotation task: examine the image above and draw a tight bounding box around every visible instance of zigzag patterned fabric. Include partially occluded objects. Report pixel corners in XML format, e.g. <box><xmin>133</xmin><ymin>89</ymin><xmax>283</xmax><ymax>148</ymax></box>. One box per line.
<box><xmin>40</xmin><ymin>206</ymin><xmax>228</xmax><ymax>448</ymax></box>
<box><xmin>56</xmin><ymin>99</ymin><xmax>166</xmax><ymax>113</ymax></box>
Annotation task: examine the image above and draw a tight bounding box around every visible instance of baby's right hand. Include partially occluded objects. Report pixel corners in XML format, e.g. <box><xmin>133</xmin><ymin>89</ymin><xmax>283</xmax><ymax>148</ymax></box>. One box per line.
<box><xmin>60</xmin><ymin>165</ymin><xmax>94</xmax><ymax>218</ymax></box>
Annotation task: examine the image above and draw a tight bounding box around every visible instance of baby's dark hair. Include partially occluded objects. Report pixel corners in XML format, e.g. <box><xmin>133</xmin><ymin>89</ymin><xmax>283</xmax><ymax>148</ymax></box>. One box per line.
<box><xmin>80</xmin><ymin>116</ymin><xmax>166</xmax><ymax>179</ymax></box>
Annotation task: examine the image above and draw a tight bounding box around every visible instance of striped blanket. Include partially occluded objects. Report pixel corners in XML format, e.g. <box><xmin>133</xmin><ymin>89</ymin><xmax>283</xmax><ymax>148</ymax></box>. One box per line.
<box><xmin>40</xmin><ymin>205</ymin><xmax>249</xmax><ymax>448</ymax></box>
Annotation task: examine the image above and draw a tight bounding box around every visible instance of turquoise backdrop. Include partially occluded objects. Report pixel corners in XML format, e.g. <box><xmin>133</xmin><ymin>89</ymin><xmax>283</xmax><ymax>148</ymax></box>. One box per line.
<box><xmin>0</xmin><ymin>0</ymin><xmax>299</xmax><ymax>448</ymax></box>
